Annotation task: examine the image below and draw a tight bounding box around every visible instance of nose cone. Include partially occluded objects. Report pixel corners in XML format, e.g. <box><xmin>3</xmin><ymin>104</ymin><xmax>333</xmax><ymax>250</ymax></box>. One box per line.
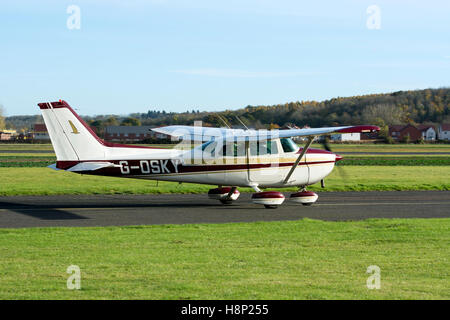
<box><xmin>335</xmin><ymin>154</ymin><xmax>343</xmax><ymax>162</ymax></box>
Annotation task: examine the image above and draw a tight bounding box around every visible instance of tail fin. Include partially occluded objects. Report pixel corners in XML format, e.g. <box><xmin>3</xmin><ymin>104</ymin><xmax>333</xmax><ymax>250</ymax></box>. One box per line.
<box><xmin>38</xmin><ymin>100</ymin><xmax>105</xmax><ymax>161</ymax></box>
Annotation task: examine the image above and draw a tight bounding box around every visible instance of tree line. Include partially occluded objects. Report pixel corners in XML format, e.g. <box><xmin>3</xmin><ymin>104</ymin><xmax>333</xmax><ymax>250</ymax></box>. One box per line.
<box><xmin>4</xmin><ymin>88</ymin><xmax>450</xmax><ymax>135</ymax></box>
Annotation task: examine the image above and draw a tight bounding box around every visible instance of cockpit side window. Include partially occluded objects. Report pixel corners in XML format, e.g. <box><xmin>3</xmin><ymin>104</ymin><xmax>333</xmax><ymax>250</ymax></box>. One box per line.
<box><xmin>280</xmin><ymin>138</ymin><xmax>299</xmax><ymax>153</ymax></box>
<box><xmin>201</xmin><ymin>140</ymin><xmax>217</xmax><ymax>156</ymax></box>
<box><xmin>201</xmin><ymin>140</ymin><xmax>213</xmax><ymax>151</ymax></box>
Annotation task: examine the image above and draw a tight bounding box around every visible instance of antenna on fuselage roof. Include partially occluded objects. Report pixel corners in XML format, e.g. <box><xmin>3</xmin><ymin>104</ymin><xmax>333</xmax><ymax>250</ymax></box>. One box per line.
<box><xmin>235</xmin><ymin>115</ymin><xmax>249</xmax><ymax>130</ymax></box>
<box><xmin>216</xmin><ymin>114</ymin><xmax>231</xmax><ymax>129</ymax></box>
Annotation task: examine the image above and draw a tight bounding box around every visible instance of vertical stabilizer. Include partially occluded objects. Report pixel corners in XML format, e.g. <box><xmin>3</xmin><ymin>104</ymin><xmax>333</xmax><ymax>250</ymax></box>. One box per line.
<box><xmin>38</xmin><ymin>101</ymin><xmax>105</xmax><ymax>161</ymax></box>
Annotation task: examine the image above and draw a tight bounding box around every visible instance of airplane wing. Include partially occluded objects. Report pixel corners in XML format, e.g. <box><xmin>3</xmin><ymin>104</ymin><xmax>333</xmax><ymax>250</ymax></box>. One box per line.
<box><xmin>152</xmin><ymin>125</ymin><xmax>379</xmax><ymax>142</ymax></box>
<box><xmin>152</xmin><ymin>126</ymin><xmax>246</xmax><ymax>142</ymax></box>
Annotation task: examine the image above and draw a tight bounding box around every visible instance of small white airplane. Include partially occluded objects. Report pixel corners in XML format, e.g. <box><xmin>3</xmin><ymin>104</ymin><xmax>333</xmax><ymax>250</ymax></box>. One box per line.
<box><xmin>39</xmin><ymin>100</ymin><xmax>379</xmax><ymax>208</ymax></box>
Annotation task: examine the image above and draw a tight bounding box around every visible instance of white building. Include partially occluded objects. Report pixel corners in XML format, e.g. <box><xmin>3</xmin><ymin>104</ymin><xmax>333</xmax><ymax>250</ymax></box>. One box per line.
<box><xmin>330</xmin><ymin>132</ymin><xmax>360</xmax><ymax>141</ymax></box>
<box><xmin>417</xmin><ymin>125</ymin><xmax>437</xmax><ymax>141</ymax></box>
<box><xmin>438</xmin><ymin>124</ymin><xmax>450</xmax><ymax>141</ymax></box>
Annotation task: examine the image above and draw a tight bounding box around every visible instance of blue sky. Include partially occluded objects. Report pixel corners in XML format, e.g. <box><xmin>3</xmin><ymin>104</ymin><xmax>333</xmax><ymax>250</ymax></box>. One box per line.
<box><xmin>1</xmin><ymin>0</ymin><xmax>449</xmax><ymax>116</ymax></box>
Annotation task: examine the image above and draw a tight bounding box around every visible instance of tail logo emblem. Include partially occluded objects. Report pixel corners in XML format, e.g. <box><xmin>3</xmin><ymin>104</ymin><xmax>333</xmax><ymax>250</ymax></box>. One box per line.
<box><xmin>68</xmin><ymin>120</ymin><xmax>80</xmax><ymax>134</ymax></box>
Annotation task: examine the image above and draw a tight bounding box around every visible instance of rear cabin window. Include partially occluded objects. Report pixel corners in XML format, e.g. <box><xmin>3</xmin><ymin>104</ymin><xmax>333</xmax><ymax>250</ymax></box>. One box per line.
<box><xmin>220</xmin><ymin>142</ymin><xmax>246</xmax><ymax>157</ymax></box>
<box><xmin>249</xmin><ymin>140</ymin><xmax>279</xmax><ymax>156</ymax></box>
<box><xmin>280</xmin><ymin>138</ymin><xmax>298</xmax><ymax>153</ymax></box>
<box><xmin>221</xmin><ymin>143</ymin><xmax>237</xmax><ymax>157</ymax></box>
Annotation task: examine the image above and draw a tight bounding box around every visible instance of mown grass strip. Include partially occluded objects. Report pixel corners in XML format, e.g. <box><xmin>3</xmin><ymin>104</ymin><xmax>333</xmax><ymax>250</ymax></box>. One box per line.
<box><xmin>0</xmin><ymin>161</ymin><xmax>55</xmax><ymax>168</ymax></box>
<box><xmin>0</xmin><ymin>144</ymin><xmax>54</xmax><ymax>151</ymax></box>
<box><xmin>0</xmin><ymin>153</ymin><xmax>56</xmax><ymax>157</ymax></box>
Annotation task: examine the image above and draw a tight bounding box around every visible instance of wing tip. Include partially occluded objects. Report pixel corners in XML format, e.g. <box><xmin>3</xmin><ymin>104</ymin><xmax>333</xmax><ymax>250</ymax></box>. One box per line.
<box><xmin>336</xmin><ymin>125</ymin><xmax>380</xmax><ymax>133</ymax></box>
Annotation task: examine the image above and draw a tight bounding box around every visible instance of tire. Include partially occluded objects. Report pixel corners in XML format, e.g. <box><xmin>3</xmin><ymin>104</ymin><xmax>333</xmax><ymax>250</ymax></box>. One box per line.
<box><xmin>302</xmin><ymin>203</ymin><xmax>313</xmax><ymax>206</ymax></box>
<box><xmin>264</xmin><ymin>205</ymin><xmax>278</xmax><ymax>209</ymax></box>
<box><xmin>220</xmin><ymin>199</ymin><xmax>233</xmax><ymax>205</ymax></box>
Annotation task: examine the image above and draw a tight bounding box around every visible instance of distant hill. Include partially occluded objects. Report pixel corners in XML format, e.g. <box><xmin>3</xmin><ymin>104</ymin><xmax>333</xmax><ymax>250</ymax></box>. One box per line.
<box><xmin>5</xmin><ymin>88</ymin><xmax>450</xmax><ymax>133</ymax></box>
<box><xmin>124</xmin><ymin>87</ymin><xmax>450</xmax><ymax>130</ymax></box>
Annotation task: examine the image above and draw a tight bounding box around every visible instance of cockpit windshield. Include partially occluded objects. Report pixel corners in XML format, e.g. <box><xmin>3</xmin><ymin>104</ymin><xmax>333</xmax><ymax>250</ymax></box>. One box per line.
<box><xmin>280</xmin><ymin>138</ymin><xmax>299</xmax><ymax>153</ymax></box>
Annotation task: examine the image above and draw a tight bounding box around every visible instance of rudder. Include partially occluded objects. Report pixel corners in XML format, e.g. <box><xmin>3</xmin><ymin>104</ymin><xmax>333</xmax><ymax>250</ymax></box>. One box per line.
<box><xmin>38</xmin><ymin>100</ymin><xmax>105</xmax><ymax>161</ymax></box>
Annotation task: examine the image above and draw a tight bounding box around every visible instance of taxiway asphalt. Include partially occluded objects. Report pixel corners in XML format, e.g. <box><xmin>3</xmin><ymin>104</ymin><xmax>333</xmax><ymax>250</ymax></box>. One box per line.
<box><xmin>0</xmin><ymin>191</ymin><xmax>449</xmax><ymax>228</ymax></box>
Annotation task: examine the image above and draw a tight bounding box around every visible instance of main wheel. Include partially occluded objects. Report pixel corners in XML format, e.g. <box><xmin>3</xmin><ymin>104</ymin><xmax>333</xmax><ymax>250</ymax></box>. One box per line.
<box><xmin>290</xmin><ymin>191</ymin><xmax>318</xmax><ymax>206</ymax></box>
<box><xmin>252</xmin><ymin>191</ymin><xmax>285</xmax><ymax>209</ymax></box>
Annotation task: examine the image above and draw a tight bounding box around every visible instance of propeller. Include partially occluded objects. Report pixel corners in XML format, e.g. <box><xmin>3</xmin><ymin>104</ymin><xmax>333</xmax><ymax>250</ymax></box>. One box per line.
<box><xmin>320</xmin><ymin>135</ymin><xmax>348</xmax><ymax>181</ymax></box>
<box><xmin>321</xmin><ymin>135</ymin><xmax>332</xmax><ymax>152</ymax></box>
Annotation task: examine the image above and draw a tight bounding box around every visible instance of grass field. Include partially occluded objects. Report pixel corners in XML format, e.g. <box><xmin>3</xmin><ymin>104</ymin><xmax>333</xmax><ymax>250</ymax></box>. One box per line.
<box><xmin>0</xmin><ymin>144</ymin><xmax>54</xmax><ymax>151</ymax></box>
<box><xmin>0</xmin><ymin>218</ymin><xmax>448</xmax><ymax>299</ymax></box>
<box><xmin>0</xmin><ymin>153</ymin><xmax>56</xmax><ymax>157</ymax></box>
<box><xmin>0</xmin><ymin>166</ymin><xmax>449</xmax><ymax>196</ymax></box>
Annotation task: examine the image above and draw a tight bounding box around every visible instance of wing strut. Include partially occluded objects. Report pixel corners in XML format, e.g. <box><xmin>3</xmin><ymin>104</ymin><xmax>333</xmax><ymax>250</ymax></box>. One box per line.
<box><xmin>283</xmin><ymin>136</ymin><xmax>315</xmax><ymax>184</ymax></box>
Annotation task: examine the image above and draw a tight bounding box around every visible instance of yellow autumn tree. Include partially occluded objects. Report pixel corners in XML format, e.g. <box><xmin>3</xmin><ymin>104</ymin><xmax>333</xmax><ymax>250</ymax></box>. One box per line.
<box><xmin>0</xmin><ymin>105</ymin><xmax>5</xmax><ymax>130</ymax></box>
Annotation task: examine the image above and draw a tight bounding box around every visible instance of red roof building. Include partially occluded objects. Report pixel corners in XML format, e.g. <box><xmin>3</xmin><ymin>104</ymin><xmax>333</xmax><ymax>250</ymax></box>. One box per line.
<box><xmin>33</xmin><ymin>123</ymin><xmax>47</xmax><ymax>132</ymax></box>
<box><xmin>389</xmin><ymin>124</ymin><xmax>421</xmax><ymax>142</ymax></box>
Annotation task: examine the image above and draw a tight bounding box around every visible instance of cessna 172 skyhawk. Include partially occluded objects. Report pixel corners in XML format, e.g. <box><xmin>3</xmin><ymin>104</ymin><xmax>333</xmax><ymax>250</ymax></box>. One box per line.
<box><xmin>39</xmin><ymin>100</ymin><xmax>379</xmax><ymax>208</ymax></box>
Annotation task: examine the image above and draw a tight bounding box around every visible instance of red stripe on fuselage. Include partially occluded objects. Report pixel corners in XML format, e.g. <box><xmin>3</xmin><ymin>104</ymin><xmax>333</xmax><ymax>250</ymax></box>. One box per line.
<box><xmin>298</xmin><ymin>148</ymin><xmax>334</xmax><ymax>155</ymax></box>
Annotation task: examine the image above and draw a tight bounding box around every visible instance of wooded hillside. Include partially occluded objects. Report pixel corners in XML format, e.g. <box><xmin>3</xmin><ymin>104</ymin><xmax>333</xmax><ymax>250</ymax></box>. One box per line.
<box><xmin>5</xmin><ymin>88</ymin><xmax>450</xmax><ymax>133</ymax></box>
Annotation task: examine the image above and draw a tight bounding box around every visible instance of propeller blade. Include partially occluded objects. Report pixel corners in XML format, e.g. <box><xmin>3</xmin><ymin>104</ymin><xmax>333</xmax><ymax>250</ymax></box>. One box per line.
<box><xmin>320</xmin><ymin>135</ymin><xmax>348</xmax><ymax>180</ymax></box>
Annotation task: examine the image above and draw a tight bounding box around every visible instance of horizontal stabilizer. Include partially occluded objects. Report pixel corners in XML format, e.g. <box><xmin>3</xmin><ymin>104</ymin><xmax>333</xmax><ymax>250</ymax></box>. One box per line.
<box><xmin>67</xmin><ymin>162</ymin><xmax>120</xmax><ymax>172</ymax></box>
<box><xmin>47</xmin><ymin>163</ymin><xmax>61</xmax><ymax>171</ymax></box>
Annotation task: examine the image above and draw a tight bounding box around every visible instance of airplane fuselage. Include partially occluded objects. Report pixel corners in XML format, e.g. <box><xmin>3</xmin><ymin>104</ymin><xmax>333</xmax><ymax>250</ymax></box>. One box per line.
<box><xmin>55</xmin><ymin>146</ymin><xmax>339</xmax><ymax>188</ymax></box>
